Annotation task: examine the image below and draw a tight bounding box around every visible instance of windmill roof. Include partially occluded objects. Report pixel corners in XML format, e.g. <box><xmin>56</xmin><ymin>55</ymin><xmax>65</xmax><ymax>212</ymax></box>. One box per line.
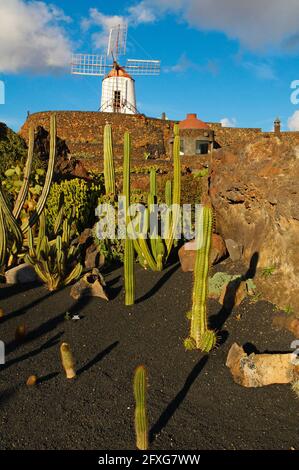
<box><xmin>179</xmin><ymin>113</ymin><xmax>209</xmax><ymax>130</ymax></box>
<box><xmin>106</xmin><ymin>64</ymin><xmax>133</xmax><ymax>79</ymax></box>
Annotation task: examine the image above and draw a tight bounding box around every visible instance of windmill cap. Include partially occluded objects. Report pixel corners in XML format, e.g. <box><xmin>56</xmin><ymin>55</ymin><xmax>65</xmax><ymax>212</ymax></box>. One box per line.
<box><xmin>179</xmin><ymin>113</ymin><xmax>209</xmax><ymax>130</ymax></box>
<box><xmin>106</xmin><ymin>66</ymin><xmax>132</xmax><ymax>79</ymax></box>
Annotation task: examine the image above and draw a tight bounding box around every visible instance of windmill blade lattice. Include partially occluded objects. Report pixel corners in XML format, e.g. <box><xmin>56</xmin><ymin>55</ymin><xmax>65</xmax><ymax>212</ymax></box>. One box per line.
<box><xmin>126</xmin><ymin>59</ymin><xmax>161</xmax><ymax>76</ymax></box>
<box><xmin>71</xmin><ymin>54</ymin><xmax>107</xmax><ymax>76</ymax></box>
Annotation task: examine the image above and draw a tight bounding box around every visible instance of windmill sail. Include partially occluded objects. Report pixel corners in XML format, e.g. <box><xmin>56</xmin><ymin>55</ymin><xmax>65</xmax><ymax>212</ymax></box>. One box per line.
<box><xmin>107</xmin><ymin>24</ymin><xmax>128</xmax><ymax>59</ymax></box>
<box><xmin>71</xmin><ymin>54</ymin><xmax>107</xmax><ymax>76</ymax></box>
<box><xmin>125</xmin><ymin>59</ymin><xmax>161</xmax><ymax>76</ymax></box>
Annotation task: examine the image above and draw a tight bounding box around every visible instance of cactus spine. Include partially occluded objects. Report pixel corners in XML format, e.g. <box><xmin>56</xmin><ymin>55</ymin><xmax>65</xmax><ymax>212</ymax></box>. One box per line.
<box><xmin>184</xmin><ymin>206</ymin><xmax>217</xmax><ymax>352</ymax></box>
<box><xmin>60</xmin><ymin>342</ymin><xmax>76</xmax><ymax>379</ymax></box>
<box><xmin>103</xmin><ymin>124</ymin><xmax>116</xmax><ymax>195</ymax></box>
<box><xmin>123</xmin><ymin>132</ymin><xmax>135</xmax><ymax>306</ymax></box>
<box><xmin>134</xmin><ymin>365</ymin><xmax>148</xmax><ymax>451</ymax></box>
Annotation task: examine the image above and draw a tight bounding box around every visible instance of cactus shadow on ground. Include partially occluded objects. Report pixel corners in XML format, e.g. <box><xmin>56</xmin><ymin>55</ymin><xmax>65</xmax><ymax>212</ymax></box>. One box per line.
<box><xmin>77</xmin><ymin>341</ymin><xmax>119</xmax><ymax>377</ymax></box>
<box><xmin>210</xmin><ymin>252</ymin><xmax>259</xmax><ymax>345</ymax></box>
<box><xmin>149</xmin><ymin>355</ymin><xmax>208</xmax><ymax>443</ymax></box>
<box><xmin>136</xmin><ymin>262</ymin><xmax>180</xmax><ymax>304</ymax></box>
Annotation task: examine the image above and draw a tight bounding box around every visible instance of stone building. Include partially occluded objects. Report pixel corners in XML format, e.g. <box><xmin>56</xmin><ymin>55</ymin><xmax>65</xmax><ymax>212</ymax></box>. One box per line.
<box><xmin>178</xmin><ymin>113</ymin><xmax>215</xmax><ymax>156</ymax></box>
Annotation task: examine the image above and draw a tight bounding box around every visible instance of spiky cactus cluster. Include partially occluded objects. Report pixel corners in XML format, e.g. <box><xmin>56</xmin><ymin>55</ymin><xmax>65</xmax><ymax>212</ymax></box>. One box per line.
<box><xmin>184</xmin><ymin>206</ymin><xmax>217</xmax><ymax>353</ymax></box>
<box><xmin>0</xmin><ymin>114</ymin><xmax>56</xmax><ymax>271</ymax></box>
<box><xmin>134</xmin><ymin>365</ymin><xmax>148</xmax><ymax>451</ymax></box>
<box><xmin>26</xmin><ymin>213</ymin><xmax>82</xmax><ymax>291</ymax></box>
<box><xmin>103</xmin><ymin>124</ymin><xmax>116</xmax><ymax>195</ymax></box>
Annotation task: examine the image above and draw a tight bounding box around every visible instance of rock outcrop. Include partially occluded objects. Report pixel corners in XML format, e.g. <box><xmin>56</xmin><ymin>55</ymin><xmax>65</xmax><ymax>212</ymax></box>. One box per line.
<box><xmin>208</xmin><ymin>136</ymin><xmax>299</xmax><ymax>312</ymax></box>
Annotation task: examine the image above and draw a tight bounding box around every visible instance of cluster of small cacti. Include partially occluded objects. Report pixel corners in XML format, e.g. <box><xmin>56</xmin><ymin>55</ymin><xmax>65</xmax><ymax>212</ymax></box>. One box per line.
<box><xmin>184</xmin><ymin>206</ymin><xmax>217</xmax><ymax>353</ymax></box>
<box><xmin>130</xmin><ymin>125</ymin><xmax>181</xmax><ymax>272</ymax></box>
<box><xmin>25</xmin><ymin>213</ymin><xmax>82</xmax><ymax>291</ymax></box>
<box><xmin>0</xmin><ymin>115</ymin><xmax>56</xmax><ymax>272</ymax></box>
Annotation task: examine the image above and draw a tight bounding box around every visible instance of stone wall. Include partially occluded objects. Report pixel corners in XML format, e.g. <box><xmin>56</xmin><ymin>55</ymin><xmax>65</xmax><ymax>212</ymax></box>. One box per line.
<box><xmin>19</xmin><ymin>111</ymin><xmax>299</xmax><ymax>167</ymax></box>
<box><xmin>20</xmin><ymin>111</ymin><xmax>174</xmax><ymax>161</ymax></box>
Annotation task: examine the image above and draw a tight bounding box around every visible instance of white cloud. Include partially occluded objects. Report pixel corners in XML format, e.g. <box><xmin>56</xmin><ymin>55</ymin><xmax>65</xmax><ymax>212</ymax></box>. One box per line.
<box><xmin>143</xmin><ymin>0</ymin><xmax>299</xmax><ymax>51</ymax></box>
<box><xmin>221</xmin><ymin>117</ymin><xmax>237</xmax><ymax>128</ymax></box>
<box><xmin>288</xmin><ymin>111</ymin><xmax>299</xmax><ymax>131</ymax></box>
<box><xmin>82</xmin><ymin>3</ymin><xmax>156</xmax><ymax>51</ymax></box>
<box><xmin>243</xmin><ymin>61</ymin><xmax>276</xmax><ymax>80</ymax></box>
<box><xmin>81</xmin><ymin>9</ymin><xmax>127</xmax><ymax>50</ymax></box>
<box><xmin>128</xmin><ymin>2</ymin><xmax>156</xmax><ymax>25</ymax></box>
<box><xmin>164</xmin><ymin>54</ymin><xmax>220</xmax><ymax>75</ymax></box>
<box><xmin>0</xmin><ymin>0</ymin><xmax>72</xmax><ymax>74</ymax></box>
<box><xmin>164</xmin><ymin>54</ymin><xmax>198</xmax><ymax>73</ymax></box>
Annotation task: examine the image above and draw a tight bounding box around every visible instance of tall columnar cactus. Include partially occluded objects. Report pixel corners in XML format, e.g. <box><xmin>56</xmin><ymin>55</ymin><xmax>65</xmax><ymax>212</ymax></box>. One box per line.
<box><xmin>184</xmin><ymin>206</ymin><xmax>217</xmax><ymax>353</ymax></box>
<box><xmin>134</xmin><ymin>365</ymin><xmax>148</xmax><ymax>451</ymax></box>
<box><xmin>0</xmin><ymin>114</ymin><xmax>56</xmax><ymax>270</ymax></box>
<box><xmin>165</xmin><ymin>180</ymin><xmax>172</xmax><ymax>207</ymax></box>
<box><xmin>103</xmin><ymin>124</ymin><xmax>116</xmax><ymax>195</ymax></box>
<box><xmin>123</xmin><ymin>132</ymin><xmax>135</xmax><ymax>306</ymax></box>
<box><xmin>166</xmin><ymin>123</ymin><xmax>181</xmax><ymax>257</ymax></box>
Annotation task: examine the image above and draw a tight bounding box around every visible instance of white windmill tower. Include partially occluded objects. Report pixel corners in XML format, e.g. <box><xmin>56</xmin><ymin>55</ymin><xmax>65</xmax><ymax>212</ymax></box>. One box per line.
<box><xmin>71</xmin><ymin>24</ymin><xmax>160</xmax><ymax>114</ymax></box>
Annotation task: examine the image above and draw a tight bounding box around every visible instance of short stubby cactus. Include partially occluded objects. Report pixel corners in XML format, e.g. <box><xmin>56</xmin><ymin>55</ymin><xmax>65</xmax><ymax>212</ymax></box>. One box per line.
<box><xmin>60</xmin><ymin>342</ymin><xmax>76</xmax><ymax>379</ymax></box>
<box><xmin>185</xmin><ymin>206</ymin><xmax>217</xmax><ymax>353</ymax></box>
<box><xmin>133</xmin><ymin>365</ymin><xmax>148</xmax><ymax>451</ymax></box>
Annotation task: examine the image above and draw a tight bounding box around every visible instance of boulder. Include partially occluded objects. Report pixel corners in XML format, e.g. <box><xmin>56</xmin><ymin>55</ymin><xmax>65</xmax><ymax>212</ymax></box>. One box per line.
<box><xmin>179</xmin><ymin>233</ymin><xmax>227</xmax><ymax>272</ymax></box>
<box><xmin>208</xmin><ymin>136</ymin><xmax>299</xmax><ymax>312</ymax></box>
<box><xmin>5</xmin><ymin>264</ymin><xmax>38</xmax><ymax>284</ymax></box>
<box><xmin>225</xmin><ymin>239</ymin><xmax>243</xmax><ymax>261</ymax></box>
<box><xmin>84</xmin><ymin>244</ymin><xmax>105</xmax><ymax>270</ymax></box>
<box><xmin>226</xmin><ymin>342</ymin><xmax>299</xmax><ymax>387</ymax></box>
<box><xmin>272</xmin><ymin>314</ymin><xmax>299</xmax><ymax>338</ymax></box>
<box><xmin>70</xmin><ymin>269</ymin><xmax>109</xmax><ymax>301</ymax></box>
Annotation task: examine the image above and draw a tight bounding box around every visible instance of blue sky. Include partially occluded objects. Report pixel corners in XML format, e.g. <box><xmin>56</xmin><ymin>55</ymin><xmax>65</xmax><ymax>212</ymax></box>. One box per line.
<box><xmin>1</xmin><ymin>0</ymin><xmax>299</xmax><ymax>131</ymax></box>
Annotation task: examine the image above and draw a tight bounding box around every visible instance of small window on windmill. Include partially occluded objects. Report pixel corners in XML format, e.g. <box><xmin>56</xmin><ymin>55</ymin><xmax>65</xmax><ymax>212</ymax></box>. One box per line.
<box><xmin>114</xmin><ymin>90</ymin><xmax>121</xmax><ymax>111</ymax></box>
<box><xmin>195</xmin><ymin>140</ymin><xmax>209</xmax><ymax>155</ymax></box>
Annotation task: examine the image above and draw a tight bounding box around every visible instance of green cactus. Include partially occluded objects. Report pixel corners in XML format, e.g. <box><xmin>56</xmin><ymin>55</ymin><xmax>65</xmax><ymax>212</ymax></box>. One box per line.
<box><xmin>123</xmin><ymin>132</ymin><xmax>135</xmax><ymax>305</ymax></box>
<box><xmin>103</xmin><ymin>124</ymin><xmax>116</xmax><ymax>195</ymax></box>
<box><xmin>131</xmin><ymin>169</ymin><xmax>165</xmax><ymax>272</ymax></box>
<box><xmin>165</xmin><ymin>180</ymin><xmax>172</xmax><ymax>207</ymax></box>
<box><xmin>0</xmin><ymin>115</ymin><xmax>56</xmax><ymax>270</ymax></box>
<box><xmin>184</xmin><ymin>206</ymin><xmax>217</xmax><ymax>352</ymax></box>
<box><xmin>134</xmin><ymin>365</ymin><xmax>148</xmax><ymax>451</ymax></box>
<box><xmin>26</xmin><ymin>213</ymin><xmax>82</xmax><ymax>291</ymax></box>
<box><xmin>21</xmin><ymin>114</ymin><xmax>57</xmax><ymax>233</ymax></box>
<box><xmin>166</xmin><ymin>124</ymin><xmax>181</xmax><ymax>257</ymax></box>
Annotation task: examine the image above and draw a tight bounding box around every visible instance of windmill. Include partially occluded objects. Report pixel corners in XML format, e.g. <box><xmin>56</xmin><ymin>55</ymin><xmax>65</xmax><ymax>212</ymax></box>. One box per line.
<box><xmin>71</xmin><ymin>24</ymin><xmax>160</xmax><ymax>114</ymax></box>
